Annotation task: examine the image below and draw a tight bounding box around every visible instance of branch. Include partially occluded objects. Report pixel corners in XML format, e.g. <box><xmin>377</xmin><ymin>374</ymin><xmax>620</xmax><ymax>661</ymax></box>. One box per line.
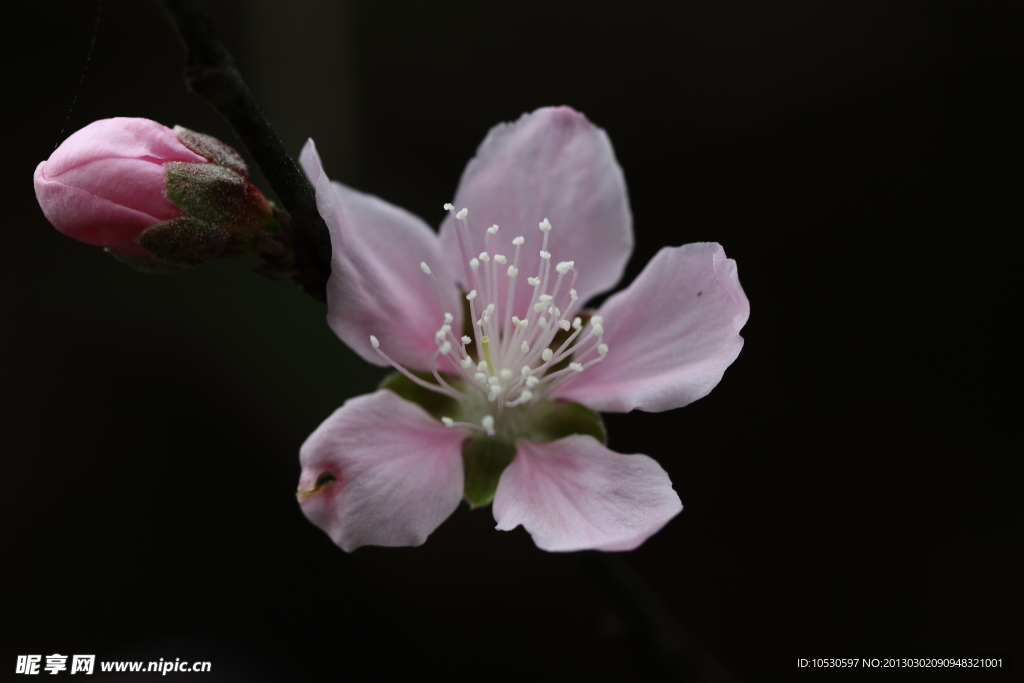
<box><xmin>159</xmin><ymin>0</ymin><xmax>331</xmax><ymax>302</ymax></box>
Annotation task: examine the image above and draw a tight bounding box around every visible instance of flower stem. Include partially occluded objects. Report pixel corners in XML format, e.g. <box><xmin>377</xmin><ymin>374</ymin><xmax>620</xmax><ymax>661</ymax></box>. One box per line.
<box><xmin>159</xmin><ymin>0</ymin><xmax>332</xmax><ymax>303</ymax></box>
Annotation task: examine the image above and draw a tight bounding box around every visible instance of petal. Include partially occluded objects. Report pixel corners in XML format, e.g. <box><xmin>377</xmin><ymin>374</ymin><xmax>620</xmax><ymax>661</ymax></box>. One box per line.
<box><xmin>493</xmin><ymin>435</ymin><xmax>682</xmax><ymax>552</ymax></box>
<box><xmin>34</xmin><ymin>163</ymin><xmax>157</xmax><ymax>257</ymax></box>
<box><xmin>45</xmin><ymin>117</ymin><xmax>205</xmax><ymax>176</ymax></box>
<box><xmin>300</xmin><ymin>140</ymin><xmax>462</xmax><ymax>369</ymax></box>
<box><xmin>297</xmin><ymin>389</ymin><xmax>466</xmax><ymax>552</ymax></box>
<box><xmin>438</xmin><ymin>106</ymin><xmax>632</xmax><ymax>313</ymax></box>
<box><xmin>42</xmin><ymin>157</ymin><xmax>181</xmax><ymax>221</ymax></box>
<box><xmin>555</xmin><ymin>243</ymin><xmax>749</xmax><ymax>413</ymax></box>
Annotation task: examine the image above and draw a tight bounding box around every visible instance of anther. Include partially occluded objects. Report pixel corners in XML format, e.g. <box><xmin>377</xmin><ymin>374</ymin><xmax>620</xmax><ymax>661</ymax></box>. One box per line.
<box><xmin>488</xmin><ymin>376</ymin><xmax>501</xmax><ymax>386</ymax></box>
<box><xmin>477</xmin><ymin>361</ymin><xmax>488</xmax><ymax>372</ymax></box>
<box><xmin>479</xmin><ymin>252</ymin><xmax>490</xmax><ymax>262</ymax></box>
<box><xmin>533</xmin><ymin>302</ymin><xmax>546</xmax><ymax>312</ymax></box>
<box><xmin>466</xmin><ymin>290</ymin><xmax>478</xmax><ymax>301</ymax></box>
<box><xmin>443</xmin><ymin>203</ymin><xmax>454</xmax><ymax>211</ymax></box>
<box><xmin>521</xmin><ymin>341</ymin><xmax>530</xmax><ymax>353</ymax></box>
<box><xmin>499</xmin><ymin>369</ymin><xmax>513</xmax><ymax>382</ymax></box>
<box><xmin>439</xmin><ymin>341</ymin><xmax>452</xmax><ymax>354</ymax></box>
<box><xmin>538</xmin><ymin>317</ymin><xmax>549</xmax><ymax>330</ymax></box>
<box><xmin>518</xmin><ymin>390</ymin><xmax>533</xmax><ymax>403</ymax></box>
<box><xmin>461</xmin><ymin>335</ymin><xmax>472</xmax><ymax>344</ymax></box>
<box><xmin>481</xmin><ymin>415</ymin><xmax>495</xmax><ymax>435</ymax></box>
<box><xmin>420</xmin><ymin>262</ymin><xmax>432</xmax><ymax>275</ymax></box>
<box><xmin>470</xmin><ymin>258</ymin><xmax>480</xmax><ymax>271</ymax></box>
<box><xmin>539</xmin><ymin>295</ymin><xmax>553</xmax><ymax>304</ymax></box>
<box><xmin>539</xmin><ymin>218</ymin><xmax>552</xmax><ymax>232</ymax></box>
<box><xmin>486</xmin><ymin>303</ymin><xmax>495</xmax><ymax>315</ymax></box>
<box><xmin>592</xmin><ymin>323</ymin><xmax>604</xmax><ymax>335</ymax></box>
<box><xmin>539</xmin><ymin>250</ymin><xmax>551</xmax><ymax>260</ymax></box>
<box><xmin>460</xmin><ymin>358</ymin><xmax>474</xmax><ymax>369</ymax></box>
<box><xmin>456</xmin><ymin>208</ymin><xmax>468</xmax><ymax>219</ymax></box>
<box><xmin>507</xmin><ymin>266</ymin><xmax>519</xmax><ymax>277</ymax></box>
<box><xmin>527</xmin><ymin>277</ymin><xmax>540</xmax><ymax>287</ymax></box>
<box><xmin>558</xmin><ymin>319</ymin><xmax>571</xmax><ymax>331</ymax></box>
<box><xmin>570</xmin><ymin>289</ymin><xmax>578</xmax><ymax>301</ymax></box>
<box><xmin>525</xmin><ymin>376</ymin><xmax>540</xmax><ymax>388</ymax></box>
<box><xmin>555</xmin><ymin>261</ymin><xmax>574</xmax><ymax>275</ymax></box>
<box><xmin>474</xmin><ymin>372</ymin><xmax>487</xmax><ymax>384</ymax></box>
<box><xmin>494</xmin><ymin>255</ymin><xmax>507</xmax><ymax>264</ymax></box>
<box><xmin>598</xmin><ymin>343</ymin><xmax>609</xmax><ymax>357</ymax></box>
<box><xmin>591</xmin><ymin>316</ymin><xmax>604</xmax><ymax>325</ymax></box>
<box><xmin>442</xmin><ymin>417</ymin><xmax>455</xmax><ymax>427</ymax></box>
<box><xmin>572</xmin><ymin>317</ymin><xmax>582</xmax><ymax>330</ymax></box>
<box><xmin>512</xmin><ymin>236</ymin><xmax>525</xmax><ymax>246</ymax></box>
<box><xmin>370</xmin><ymin>335</ymin><xmax>379</xmax><ymax>349</ymax></box>
<box><xmin>444</xmin><ymin>312</ymin><xmax>454</xmax><ymax>324</ymax></box>
<box><xmin>542</xmin><ymin>348</ymin><xmax>554</xmax><ymax>362</ymax></box>
<box><xmin>487</xmin><ymin>225</ymin><xmax>499</xmax><ymax>234</ymax></box>
<box><xmin>569</xmin><ymin>362</ymin><xmax>584</xmax><ymax>372</ymax></box>
<box><xmin>521</xmin><ymin>365</ymin><xmax>533</xmax><ymax>377</ymax></box>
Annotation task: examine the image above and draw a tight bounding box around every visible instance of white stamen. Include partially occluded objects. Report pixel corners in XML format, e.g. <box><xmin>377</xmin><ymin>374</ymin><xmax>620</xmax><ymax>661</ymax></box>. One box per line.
<box><xmin>466</xmin><ymin>290</ymin><xmax>478</xmax><ymax>301</ymax></box>
<box><xmin>488</xmin><ymin>376</ymin><xmax>501</xmax><ymax>386</ymax></box>
<box><xmin>570</xmin><ymin>288</ymin><xmax>578</xmax><ymax>301</ymax></box>
<box><xmin>533</xmin><ymin>302</ymin><xmax>546</xmax><ymax>312</ymax></box>
<box><xmin>499</xmin><ymin>369</ymin><xmax>513</xmax><ymax>382</ymax></box>
<box><xmin>456</xmin><ymin>208</ymin><xmax>468</xmax><ymax>219</ymax></box>
<box><xmin>521</xmin><ymin>341</ymin><xmax>530</xmax><ymax>353</ymax></box>
<box><xmin>538</xmin><ymin>317</ymin><xmax>549</xmax><ymax>330</ymax></box>
<box><xmin>572</xmin><ymin>317</ymin><xmax>582</xmax><ymax>330</ymax></box>
<box><xmin>527</xmin><ymin>277</ymin><xmax>540</xmax><ymax>287</ymax></box>
<box><xmin>420</xmin><ymin>262</ymin><xmax>432</xmax><ymax>275</ymax></box>
<box><xmin>539</xmin><ymin>294</ymin><xmax>553</xmax><ymax>304</ymax></box>
<box><xmin>525</xmin><ymin>376</ymin><xmax>540</xmax><ymax>388</ymax></box>
<box><xmin>598</xmin><ymin>343</ymin><xmax>609</xmax><ymax>357</ymax></box>
<box><xmin>591</xmin><ymin>323</ymin><xmax>604</xmax><ymax>335</ymax></box>
<box><xmin>558</xmin><ymin>319</ymin><xmax>571</xmax><ymax>331</ymax></box>
<box><xmin>539</xmin><ymin>250</ymin><xmax>551</xmax><ymax>260</ymax></box>
<box><xmin>549</xmin><ymin>306</ymin><xmax>561</xmax><ymax>317</ymax></box>
<box><xmin>591</xmin><ymin>315</ymin><xmax>604</xmax><ymax>325</ymax></box>
<box><xmin>481</xmin><ymin>415</ymin><xmax>495</xmax><ymax>435</ymax></box>
<box><xmin>370</xmin><ymin>335</ymin><xmax>379</xmax><ymax>349</ymax></box>
<box><xmin>477</xmin><ymin>361</ymin><xmax>488</xmax><ymax>372</ymax></box>
<box><xmin>494</xmin><ymin>255</ymin><xmax>507</xmax><ymax>264</ymax></box>
<box><xmin>443</xmin><ymin>203</ymin><xmax>454</xmax><ymax>211</ymax></box>
<box><xmin>542</xmin><ymin>348</ymin><xmax>553</xmax><ymax>362</ymax></box>
<box><xmin>441</xmin><ymin>417</ymin><xmax>454</xmax><ymax>427</ymax></box>
<box><xmin>507</xmin><ymin>266</ymin><xmax>519</xmax><ymax>277</ymax></box>
<box><xmin>486</xmin><ymin>303</ymin><xmax>495</xmax><ymax>315</ymax></box>
<box><xmin>521</xmin><ymin>365</ymin><xmax>533</xmax><ymax>377</ymax></box>
<box><xmin>555</xmin><ymin>261</ymin><xmax>573</xmax><ymax>275</ymax></box>
<box><xmin>474</xmin><ymin>372</ymin><xmax>487</xmax><ymax>384</ymax></box>
<box><xmin>539</xmin><ymin>218</ymin><xmax>552</xmax><ymax>232</ymax></box>
<box><xmin>512</xmin><ymin>317</ymin><xmax>528</xmax><ymax>329</ymax></box>
<box><xmin>487</xmin><ymin>224</ymin><xmax>499</xmax><ymax>234</ymax></box>
<box><xmin>512</xmin><ymin>236</ymin><xmax>525</xmax><ymax>246</ymax></box>
<box><xmin>439</xmin><ymin>341</ymin><xmax>452</xmax><ymax>354</ymax></box>
<box><xmin>470</xmin><ymin>258</ymin><xmax>480</xmax><ymax>271</ymax></box>
<box><xmin>444</xmin><ymin>312</ymin><xmax>454</xmax><ymax>324</ymax></box>
<box><xmin>479</xmin><ymin>252</ymin><xmax>490</xmax><ymax>262</ymax></box>
<box><xmin>461</xmin><ymin>335</ymin><xmax>472</xmax><ymax>344</ymax></box>
<box><xmin>518</xmin><ymin>390</ymin><xmax>533</xmax><ymax>403</ymax></box>
<box><xmin>460</xmin><ymin>358</ymin><xmax>474</xmax><ymax>369</ymax></box>
<box><xmin>569</xmin><ymin>362</ymin><xmax>584</xmax><ymax>372</ymax></box>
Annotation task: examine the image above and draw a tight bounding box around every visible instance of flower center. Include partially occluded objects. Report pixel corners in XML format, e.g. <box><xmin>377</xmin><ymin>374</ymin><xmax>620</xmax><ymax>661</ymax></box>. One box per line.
<box><xmin>369</xmin><ymin>205</ymin><xmax>609</xmax><ymax>437</ymax></box>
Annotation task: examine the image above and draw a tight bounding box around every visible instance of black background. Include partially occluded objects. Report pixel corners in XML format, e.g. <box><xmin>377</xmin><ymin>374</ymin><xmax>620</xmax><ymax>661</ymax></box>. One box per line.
<box><xmin>4</xmin><ymin>1</ymin><xmax>1017</xmax><ymax>681</ymax></box>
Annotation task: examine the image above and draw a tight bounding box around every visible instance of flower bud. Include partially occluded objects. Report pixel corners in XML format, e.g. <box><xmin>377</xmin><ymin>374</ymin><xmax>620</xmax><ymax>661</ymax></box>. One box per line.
<box><xmin>34</xmin><ymin>117</ymin><xmax>275</xmax><ymax>269</ymax></box>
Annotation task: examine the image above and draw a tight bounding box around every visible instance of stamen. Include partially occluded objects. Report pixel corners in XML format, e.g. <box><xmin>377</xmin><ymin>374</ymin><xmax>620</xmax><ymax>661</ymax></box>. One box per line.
<box><xmin>494</xmin><ymin>255</ymin><xmax>507</xmax><ymax>264</ymax></box>
<box><xmin>442</xmin><ymin>417</ymin><xmax>454</xmax><ymax>427</ymax></box>
<box><xmin>479</xmin><ymin>252</ymin><xmax>490</xmax><ymax>262</ymax></box>
<box><xmin>512</xmin><ymin>236</ymin><xmax>525</xmax><ymax>246</ymax></box>
<box><xmin>539</xmin><ymin>218</ymin><xmax>552</xmax><ymax>232</ymax></box>
<box><xmin>456</xmin><ymin>208</ymin><xmax>468</xmax><ymax>219</ymax></box>
<box><xmin>525</xmin><ymin>376</ymin><xmax>540</xmax><ymax>388</ymax></box>
<box><xmin>570</xmin><ymin>288</ymin><xmax>578</xmax><ymax>301</ymax></box>
<box><xmin>527</xmin><ymin>277</ymin><xmax>540</xmax><ymax>287</ymax></box>
<box><xmin>488</xmin><ymin>224</ymin><xmax>499</xmax><ymax>234</ymax></box>
<box><xmin>569</xmin><ymin>362</ymin><xmax>584</xmax><ymax>372</ymax></box>
<box><xmin>420</xmin><ymin>262</ymin><xmax>431</xmax><ymax>275</ymax></box>
<box><xmin>466</xmin><ymin>290</ymin><xmax>478</xmax><ymax>301</ymax></box>
<box><xmin>443</xmin><ymin>203</ymin><xmax>454</xmax><ymax>211</ymax></box>
<box><xmin>558</xmin><ymin>319</ymin><xmax>571</xmax><ymax>331</ymax></box>
<box><xmin>499</xmin><ymin>369</ymin><xmax>513</xmax><ymax>382</ymax></box>
<box><xmin>481</xmin><ymin>415</ymin><xmax>495</xmax><ymax>435</ymax></box>
<box><xmin>521</xmin><ymin>341</ymin><xmax>530</xmax><ymax>353</ymax></box>
<box><xmin>470</xmin><ymin>258</ymin><xmax>480</xmax><ymax>271</ymax></box>
<box><xmin>542</xmin><ymin>348</ymin><xmax>553</xmax><ymax>362</ymax></box>
<box><xmin>461</xmin><ymin>335</ymin><xmax>472</xmax><ymax>344</ymax></box>
<box><xmin>572</xmin><ymin>317</ymin><xmax>582</xmax><ymax>330</ymax></box>
<box><xmin>598</xmin><ymin>343</ymin><xmax>609</xmax><ymax>357</ymax></box>
<box><xmin>539</xmin><ymin>250</ymin><xmax>551</xmax><ymax>260</ymax></box>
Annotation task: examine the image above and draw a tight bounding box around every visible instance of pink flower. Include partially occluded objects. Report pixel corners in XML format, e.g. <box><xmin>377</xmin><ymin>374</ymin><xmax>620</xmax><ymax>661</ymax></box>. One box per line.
<box><xmin>296</xmin><ymin>106</ymin><xmax>749</xmax><ymax>552</ymax></box>
<box><xmin>35</xmin><ymin>118</ymin><xmax>207</xmax><ymax>257</ymax></box>
<box><xmin>34</xmin><ymin>117</ymin><xmax>269</xmax><ymax>266</ymax></box>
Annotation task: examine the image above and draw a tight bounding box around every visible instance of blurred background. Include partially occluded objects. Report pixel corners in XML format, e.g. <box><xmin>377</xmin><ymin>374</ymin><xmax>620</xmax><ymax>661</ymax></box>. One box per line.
<box><xmin>4</xmin><ymin>1</ymin><xmax>1018</xmax><ymax>680</ymax></box>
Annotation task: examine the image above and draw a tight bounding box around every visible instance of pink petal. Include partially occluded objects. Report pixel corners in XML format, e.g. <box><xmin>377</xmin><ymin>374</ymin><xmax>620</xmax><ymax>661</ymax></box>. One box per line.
<box><xmin>438</xmin><ymin>106</ymin><xmax>632</xmax><ymax>312</ymax></box>
<box><xmin>493</xmin><ymin>435</ymin><xmax>682</xmax><ymax>552</ymax></box>
<box><xmin>40</xmin><ymin>157</ymin><xmax>181</xmax><ymax>221</ymax></box>
<box><xmin>45</xmin><ymin>118</ymin><xmax>205</xmax><ymax>177</ymax></box>
<box><xmin>555</xmin><ymin>243</ymin><xmax>749</xmax><ymax>413</ymax></box>
<box><xmin>300</xmin><ymin>140</ymin><xmax>462</xmax><ymax>369</ymax></box>
<box><xmin>34</xmin><ymin>163</ymin><xmax>158</xmax><ymax>257</ymax></box>
<box><xmin>298</xmin><ymin>389</ymin><xmax>466</xmax><ymax>552</ymax></box>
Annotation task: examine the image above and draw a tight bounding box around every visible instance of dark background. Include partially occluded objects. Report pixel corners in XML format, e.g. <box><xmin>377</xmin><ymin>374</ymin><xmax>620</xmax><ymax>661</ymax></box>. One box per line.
<box><xmin>4</xmin><ymin>1</ymin><xmax>1018</xmax><ymax>681</ymax></box>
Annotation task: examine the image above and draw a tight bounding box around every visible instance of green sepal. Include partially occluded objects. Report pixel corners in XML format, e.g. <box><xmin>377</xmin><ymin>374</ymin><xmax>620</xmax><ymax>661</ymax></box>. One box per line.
<box><xmin>164</xmin><ymin>162</ymin><xmax>251</xmax><ymax>225</ymax></box>
<box><xmin>136</xmin><ymin>217</ymin><xmax>229</xmax><ymax>266</ymax></box>
<box><xmin>461</xmin><ymin>437</ymin><xmax>516</xmax><ymax>508</ymax></box>
<box><xmin>105</xmin><ymin>248</ymin><xmax>189</xmax><ymax>274</ymax></box>
<box><xmin>173</xmin><ymin>125</ymin><xmax>248</xmax><ymax>176</ymax></box>
<box><xmin>378</xmin><ymin>370</ymin><xmax>459</xmax><ymax>420</ymax></box>
<box><xmin>528</xmin><ymin>400</ymin><xmax>607</xmax><ymax>444</ymax></box>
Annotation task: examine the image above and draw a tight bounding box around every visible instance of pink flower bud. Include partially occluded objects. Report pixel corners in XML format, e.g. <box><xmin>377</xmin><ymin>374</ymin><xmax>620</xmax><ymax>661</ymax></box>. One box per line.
<box><xmin>34</xmin><ymin>118</ymin><xmax>209</xmax><ymax>258</ymax></box>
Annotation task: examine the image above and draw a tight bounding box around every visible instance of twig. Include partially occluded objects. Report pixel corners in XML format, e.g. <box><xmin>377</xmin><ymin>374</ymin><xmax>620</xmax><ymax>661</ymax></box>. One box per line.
<box><xmin>159</xmin><ymin>0</ymin><xmax>331</xmax><ymax>302</ymax></box>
